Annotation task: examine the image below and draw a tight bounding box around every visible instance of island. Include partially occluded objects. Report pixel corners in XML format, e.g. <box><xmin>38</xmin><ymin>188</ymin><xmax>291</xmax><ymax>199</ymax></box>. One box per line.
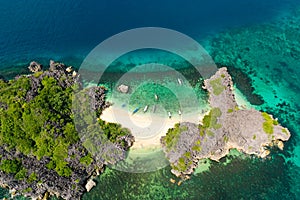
<box><xmin>0</xmin><ymin>61</ymin><xmax>134</xmax><ymax>199</ymax></box>
<box><xmin>0</xmin><ymin>62</ymin><xmax>291</xmax><ymax>199</ymax></box>
<box><xmin>161</xmin><ymin>67</ymin><xmax>291</xmax><ymax>179</ymax></box>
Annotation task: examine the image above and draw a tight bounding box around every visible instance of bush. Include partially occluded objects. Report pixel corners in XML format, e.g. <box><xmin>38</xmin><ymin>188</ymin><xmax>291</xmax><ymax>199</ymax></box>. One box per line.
<box><xmin>80</xmin><ymin>154</ymin><xmax>93</xmax><ymax>166</ymax></box>
<box><xmin>0</xmin><ymin>159</ymin><xmax>22</xmax><ymax>174</ymax></box>
<box><xmin>200</xmin><ymin>107</ymin><xmax>222</xmax><ymax>136</ymax></box>
<box><xmin>210</xmin><ymin>78</ymin><xmax>225</xmax><ymax>95</ymax></box>
<box><xmin>262</xmin><ymin>112</ymin><xmax>274</xmax><ymax>135</ymax></box>
<box><xmin>15</xmin><ymin>168</ymin><xmax>27</xmax><ymax>180</ymax></box>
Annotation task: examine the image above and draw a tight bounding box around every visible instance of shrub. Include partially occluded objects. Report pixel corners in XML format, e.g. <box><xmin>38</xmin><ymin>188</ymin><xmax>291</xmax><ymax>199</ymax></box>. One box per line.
<box><xmin>262</xmin><ymin>112</ymin><xmax>274</xmax><ymax>135</ymax></box>
<box><xmin>210</xmin><ymin>78</ymin><xmax>225</xmax><ymax>95</ymax></box>
<box><xmin>0</xmin><ymin>159</ymin><xmax>22</xmax><ymax>174</ymax></box>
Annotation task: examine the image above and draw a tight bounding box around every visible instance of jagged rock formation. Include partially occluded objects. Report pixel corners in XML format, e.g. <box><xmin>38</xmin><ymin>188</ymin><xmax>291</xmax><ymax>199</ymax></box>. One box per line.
<box><xmin>25</xmin><ymin>60</ymin><xmax>79</xmax><ymax>102</ymax></box>
<box><xmin>28</xmin><ymin>61</ymin><xmax>42</xmax><ymax>73</ymax></box>
<box><xmin>0</xmin><ymin>61</ymin><xmax>134</xmax><ymax>200</ymax></box>
<box><xmin>161</xmin><ymin>67</ymin><xmax>291</xmax><ymax>178</ymax></box>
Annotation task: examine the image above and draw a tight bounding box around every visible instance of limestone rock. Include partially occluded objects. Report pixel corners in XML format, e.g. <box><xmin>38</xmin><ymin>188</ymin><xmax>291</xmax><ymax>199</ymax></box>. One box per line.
<box><xmin>28</xmin><ymin>61</ymin><xmax>42</xmax><ymax>73</ymax></box>
<box><xmin>66</xmin><ymin>66</ymin><xmax>73</xmax><ymax>73</ymax></box>
<box><xmin>85</xmin><ymin>179</ymin><xmax>96</xmax><ymax>192</ymax></box>
<box><xmin>72</xmin><ymin>71</ymin><xmax>77</xmax><ymax>77</ymax></box>
<box><xmin>49</xmin><ymin>60</ymin><xmax>56</xmax><ymax>71</ymax></box>
<box><xmin>49</xmin><ymin>60</ymin><xmax>65</xmax><ymax>71</ymax></box>
<box><xmin>117</xmin><ymin>84</ymin><xmax>129</xmax><ymax>93</ymax></box>
<box><xmin>161</xmin><ymin>67</ymin><xmax>291</xmax><ymax>178</ymax></box>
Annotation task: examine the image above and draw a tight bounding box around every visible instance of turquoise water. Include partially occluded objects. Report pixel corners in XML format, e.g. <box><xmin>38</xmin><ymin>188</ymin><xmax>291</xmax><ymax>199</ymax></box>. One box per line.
<box><xmin>1</xmin><ymin>1</ymin><xmax>300</xmax><ymax>199</ymax></box>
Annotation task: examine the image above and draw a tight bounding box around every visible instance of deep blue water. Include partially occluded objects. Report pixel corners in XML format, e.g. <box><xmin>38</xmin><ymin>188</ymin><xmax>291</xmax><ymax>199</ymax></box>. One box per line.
<box><xmin>0</xmin><ymin>0</ymin><xmax>295</xmax><ymax>70</ymax></box>
<box><xmin>1</xmin><ymin>0</ymin><xmax>300</xmax><ymax>199</ymax></box>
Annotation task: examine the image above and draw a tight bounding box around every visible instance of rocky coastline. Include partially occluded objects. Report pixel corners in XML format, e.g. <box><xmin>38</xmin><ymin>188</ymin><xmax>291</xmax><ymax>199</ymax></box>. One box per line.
<box><xmin>161</xmin><ymin>67</ymin><xmax>291</xmax><ymax>179</ymax></box>
<box><xmin>0</xmin><ymin>60</ymin><xmax>134</xmax><ymax>199</ymax></box>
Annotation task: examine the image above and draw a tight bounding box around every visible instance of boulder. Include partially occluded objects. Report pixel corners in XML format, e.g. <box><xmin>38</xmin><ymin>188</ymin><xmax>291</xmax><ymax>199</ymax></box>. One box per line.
<box><xmin>28</xmin><ymin>61</ymin><xmax>42</xmax><ymax>73</ymax></box>
<box><xmin>49</xmin><ymin>60</ymin><xmax>65</xmax><ymax>71</ymax></box>
<box><xmin>66</xmin><ymin>66</ymin><xmax>73</xmax><ymax>73</ymax></box>
<box><xmin>49</xmin><ymin>60</ymin><xmax>56</xmax><ymax>71</ymax></box>
<box><xmin>72</xmin><ymin>71</ymin><xmax>77</xmax><ymax>77</ymax></box>
<box><xmin>85</xmin><ymin>179</ymin><xmax>96</xmax><ymax>192</ymax></box>
<box><xmin>117</xmin><ymin>84</ymin><xmax>129</xmax><ymax>93</ymax></box>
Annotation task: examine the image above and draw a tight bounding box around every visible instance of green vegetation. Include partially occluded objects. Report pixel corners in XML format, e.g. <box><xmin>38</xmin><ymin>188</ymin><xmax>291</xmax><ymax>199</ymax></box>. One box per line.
<box><xmin>223</xmin><ymin>135</ymin><xmax>229</xmax><ymax>143</ymax></box>
<box><xmin>98</xmin><ymin>119</ymin><xmax>131</xmax><ymax>147</ymax></box>
<box><xmin>0</xmin><ymin>75</ymin><xmax>76</xmax><ymax>177</ymax></box>
<box><xmin>27</xmin><ymin>172</ymin><xmax>38</xmax><ymax>183</ymax></box>
<box><xmin>192</xmin><ymin>140</ymin><xmax>202</xmax><ymax>152</ymax></box>
<box><xmin>282</xmin><ymin>128</ymin><xmax>289</xmax><ymax>136</ymax></box>
<box><xmin>163</xmin><ymin>123</ymin><xmax>187</xmax><ymax>151</ymax></box>
<box><xmin>192</xmin><ymin>145</ymin><xmax>202</xmax><ymax>152</ymax></box>
<box><xmin>22</xmin><ymin>187</ymin><xmax>33</xmax><ymax>193</ymax></box>
<box><xmin>177</xmin><ymin>157</ymin><xmax>188</xmax><ymax>171</ymax></box>
<box><xmin>172</xmin><ymin>156</ymin><xmax>193</xmax><ymax>172</ymax></box>
<box><xmin>262</xmin><ymin>112</ymin><xmax>274</xmax><ymax>135</ymax></box>
<box><xmin>0</xmin><ymin>159</ymin><xmax>22</xmax><ymax>174</ymax></box>
<box><xmin>206</xmin><ymin>130</ymin><xmax>215</xmax><ymax>137</ymax></box>
<box><xmin>210</xmin><ymin>78</ymin><xmax>225</xmax><ymax>95</ymax></box>
<box><xmin>0</xmin><ymin>72</ymin><xmax>131</xmax><ymax>179</ymax></box>
<box><xmin>15</xmin><ymin>168</ymin><xmax>27</xmax><ymax>180</ymax></box>
<box><xmin>252</xmin><ymin>134</ymin><xmax>256</xmax><ymax>140</ymax></box>
<box><xmin>200</xmin><ymin>107</ymin><xmax>222</xmax><ymax>136</ymax></box>
<box><xmin>33</xmin><ymin>71</ymin><xmax>43</xmax><ymax>78</ymax></box>
<box><xmin>227</xmin><ymin>108</ymin><xmax>234</xmax><ymax>113</ymax></box>
<box><xmin>80</xmin><ymin>154</ymin><xmax>93</xmax><ymax>166</ymax></box>
<box><xmin>273</xmin><ymin>119</ymin><xmax>279</xmax><ymax>125</ymax></box>
<box><xmin>184</xmin><ymin>152</ymin><xmax>191</xmax><ymax>159</ymax></box>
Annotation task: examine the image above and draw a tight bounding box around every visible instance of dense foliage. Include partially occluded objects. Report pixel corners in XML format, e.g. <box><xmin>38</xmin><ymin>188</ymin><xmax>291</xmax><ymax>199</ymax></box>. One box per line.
<box><xmin>162</xmin><ymin>123</ymin><xmax>187</xmax><ymax>152</ymax></box>
<box><xmin>0</xmin><ymin>75</ymin><xmax>75</xmax><ymax>177</ymax></box>
<box><xmin>0</xmin><ymin>71</ymin><xmax>132</xmax><ymax>182</ymax></box>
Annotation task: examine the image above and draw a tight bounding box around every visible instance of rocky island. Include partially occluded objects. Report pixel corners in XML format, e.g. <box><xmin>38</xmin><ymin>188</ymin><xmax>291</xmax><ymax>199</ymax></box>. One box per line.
<box><xmin>161</xmin><ymin>67</ymin><xmax>291</xmax><ymax>178</ymax></box>
<box><xmin>0</xmin><ymin>61</ymin><xmax>134</xmax><ymax>199</ymax></box>
<box><xmin>0</xmin><ymin>62</ymin><xmax>292</xmax><ymax>199</ymax></box>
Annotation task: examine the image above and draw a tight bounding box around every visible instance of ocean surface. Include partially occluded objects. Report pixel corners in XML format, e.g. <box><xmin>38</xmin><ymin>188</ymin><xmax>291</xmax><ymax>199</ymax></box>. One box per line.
<box><xmin>1</xmin><ymin>0</ymin><xmax>300</xmax><ymax>199</ymax></box>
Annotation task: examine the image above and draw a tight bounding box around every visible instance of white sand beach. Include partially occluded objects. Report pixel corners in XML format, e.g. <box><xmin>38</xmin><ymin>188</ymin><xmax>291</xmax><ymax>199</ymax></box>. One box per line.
<box><xmin>101</xmin><ymin>104</ymin><xmax>207</xmax><ymax>150</ymax></box>
<box><xmin>100</xmin><ymin>88</ymin><xmax>248</xmax><ymax>150</ymax></box>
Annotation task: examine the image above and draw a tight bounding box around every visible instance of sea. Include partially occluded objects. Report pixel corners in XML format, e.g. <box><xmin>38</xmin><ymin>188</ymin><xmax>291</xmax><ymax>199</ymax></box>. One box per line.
<box><xmin>0</xmin><ymin>0</ymin><xmax>299</xmax><ymax>199</ymax></box>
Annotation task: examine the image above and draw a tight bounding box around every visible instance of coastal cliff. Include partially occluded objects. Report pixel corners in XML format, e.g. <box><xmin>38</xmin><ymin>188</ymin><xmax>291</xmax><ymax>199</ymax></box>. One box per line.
<box><xmin>0</xmin><ymin>61</ymin><xmax>134</xmax><ymax>199</ymax></box>
<box><xmin>161</xmin><ymin>67</ymin><xmax>291</xmax><ymax>178</ymax></box>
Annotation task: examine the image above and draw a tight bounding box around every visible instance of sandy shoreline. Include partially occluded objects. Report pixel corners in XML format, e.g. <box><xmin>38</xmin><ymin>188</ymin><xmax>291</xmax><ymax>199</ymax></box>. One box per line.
<box><xmin>100</xmin><ymin>88</ymin><xmax>250</xmax><ymax>150</ymax></box>
<box><xmin>101</xmin><ymin>105</ymin><xmax>206</xmax><ymax>150</ymax></box>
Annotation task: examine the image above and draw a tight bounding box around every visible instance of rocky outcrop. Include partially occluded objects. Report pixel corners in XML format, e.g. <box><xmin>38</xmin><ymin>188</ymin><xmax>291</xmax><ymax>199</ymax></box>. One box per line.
<box><xmin>87</xmin><ymin>86</ymin><xmax>111</xmax><ymax>113</ymax></box>
<box><xmin>161</xmin><ymin>67</ymin><xmax>291</xmax><ymax>179</ymax></box>
<box><xmin>117</xmin><ymin>84</ymin><xmax>129</xmax><ymax>93</ymax></box>
<box><xmin>0</xmin><ymin>61</ymin><xmax>134</xmax><ymax>200</ymax></box>
<box><xmin>28</xmin><ymin>61</ymin><xmax>42</xmax><ymax>73</ymax></box>
<box><xmin>26</xmin><ymin>60</ymin><xmax>80</xmax><ymax>102</ymax></box>
<box><xmin>85</xmin><ymin>179</ymin><xmax>96</xmax><ymax>192</ymax></box>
